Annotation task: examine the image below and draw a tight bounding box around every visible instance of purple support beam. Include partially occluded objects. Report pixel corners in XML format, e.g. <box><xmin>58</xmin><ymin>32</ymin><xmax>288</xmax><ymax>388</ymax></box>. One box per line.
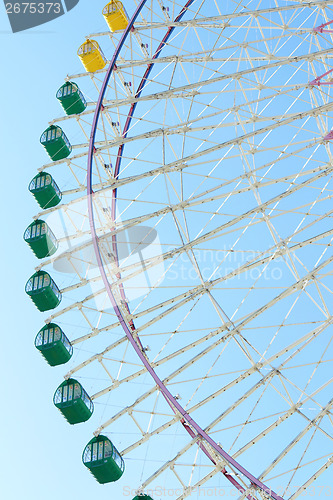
<box><xmin>314</xmin><ymin>20</ymin><xmax>333</xmax><ymax>33</ymax></box>
<box><xmin>309</xmin><ymin>27</ymin><xmax>333</xmax><ymax>140</ymax></box>
<box><xmin>109</xmin><ymin>0</ymin><xmax>196</xmax><ymax>321</ymax></box>
<box><xmin>86</xmin><ymin>2</ymin><xmax>284</xmax><ymax>499</ymax></box>
<box><xmin>324</xmin><ymin>130</ymin><xmax>333</xmax><ymax>141</ymax></box>
<box><xmin>309</xmin><ymin>68</ymin><xmax>333</xmax><ymax>86</ymax></box>
<box><xmin>181</xmin><ymin>419</ymin><xmax>256</xmax><ymax>500</ymax></box>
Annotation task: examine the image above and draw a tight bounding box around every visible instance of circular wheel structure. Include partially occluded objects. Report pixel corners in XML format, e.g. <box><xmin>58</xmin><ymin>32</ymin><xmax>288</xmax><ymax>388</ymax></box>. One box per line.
<box><xmin>29</xmin><ymin>1</ymin><xmax>333</xmax><ymax>499</ymax></box>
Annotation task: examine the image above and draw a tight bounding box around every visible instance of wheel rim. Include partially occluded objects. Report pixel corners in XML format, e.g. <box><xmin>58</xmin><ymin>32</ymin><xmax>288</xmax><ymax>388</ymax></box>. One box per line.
<box><xmin>33</xmin><ymin>2</ymin><xmax>333</xmax><ymax>499</ymax></box>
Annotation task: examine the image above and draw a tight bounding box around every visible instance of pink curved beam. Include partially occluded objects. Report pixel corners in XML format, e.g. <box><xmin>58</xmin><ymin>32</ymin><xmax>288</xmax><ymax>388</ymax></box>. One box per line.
<box><xmin>314</xmin><ymin>20</ymin><xmax>333</xmax><ymax>33</ymax></box>
<box><xmin>86</xmin><ymin>2</ymin><xmax>284</xmax><ymax>499</ymax></box>
<box><xmin>309</xmin><ymin>68</ymin><xmax>333</xmax><ymax>86</ymax></box>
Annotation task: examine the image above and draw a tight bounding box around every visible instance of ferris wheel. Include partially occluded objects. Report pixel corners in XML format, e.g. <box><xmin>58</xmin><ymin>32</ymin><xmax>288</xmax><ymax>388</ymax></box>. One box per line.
<box><xmin>25</xmin><ymin>1</ymin><xmax>333</xmax><ymax>499</ymax></box>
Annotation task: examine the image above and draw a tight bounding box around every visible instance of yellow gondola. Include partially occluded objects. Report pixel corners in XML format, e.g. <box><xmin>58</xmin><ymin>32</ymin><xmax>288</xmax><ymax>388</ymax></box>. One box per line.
<box><xmin>77</xmin><ymin>39</ymin><xmax>107</xmax><ymax>73</ymax></box>
<box><xmin>102</xmin><ymin>1</ymin><xmax>128</xmax><ymax>32</ymax></box>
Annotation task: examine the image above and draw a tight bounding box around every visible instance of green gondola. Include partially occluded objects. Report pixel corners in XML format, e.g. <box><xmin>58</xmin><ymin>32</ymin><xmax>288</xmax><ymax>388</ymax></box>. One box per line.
<box><xmin>35</xmin><ymin>323</ymin><xmax>73</xmax><ymax>366</ymax></box>
<box><xmin>40</xmin><ymin>125</ymin><xmax>72</xmax><ymax>161</ymax></box>
<box><xmin>25</xmin><ymin>271</ymin><xmax>62</xmax><ymax>312</ymax></box>
<box><xmin>132</xmin><ymin>496</ymin><xmax>154</xmax><ymax>500</ymax></box>
<box><xmin>56</xmin><ymin>81</ymin><xmax>87</xmax><ymax>115</ymax></box>
<box><xmin>24</xmin><ymin>220</ymin><xmax>58</xmax><ymax>259</ymax></box>
<box><xmin>83</xmin><ymin>435</ymin><xmax>125</xmax><ymax>483</ymax></box>
<box><xmin>54</xmin><ymin>378</ymin><xmax>94</xmax><ymax>424</ymax></box>
<box><xmin>29</xmin><ymin>172</ymin><xmax>62</xmax><ymax>209</ymax></box>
